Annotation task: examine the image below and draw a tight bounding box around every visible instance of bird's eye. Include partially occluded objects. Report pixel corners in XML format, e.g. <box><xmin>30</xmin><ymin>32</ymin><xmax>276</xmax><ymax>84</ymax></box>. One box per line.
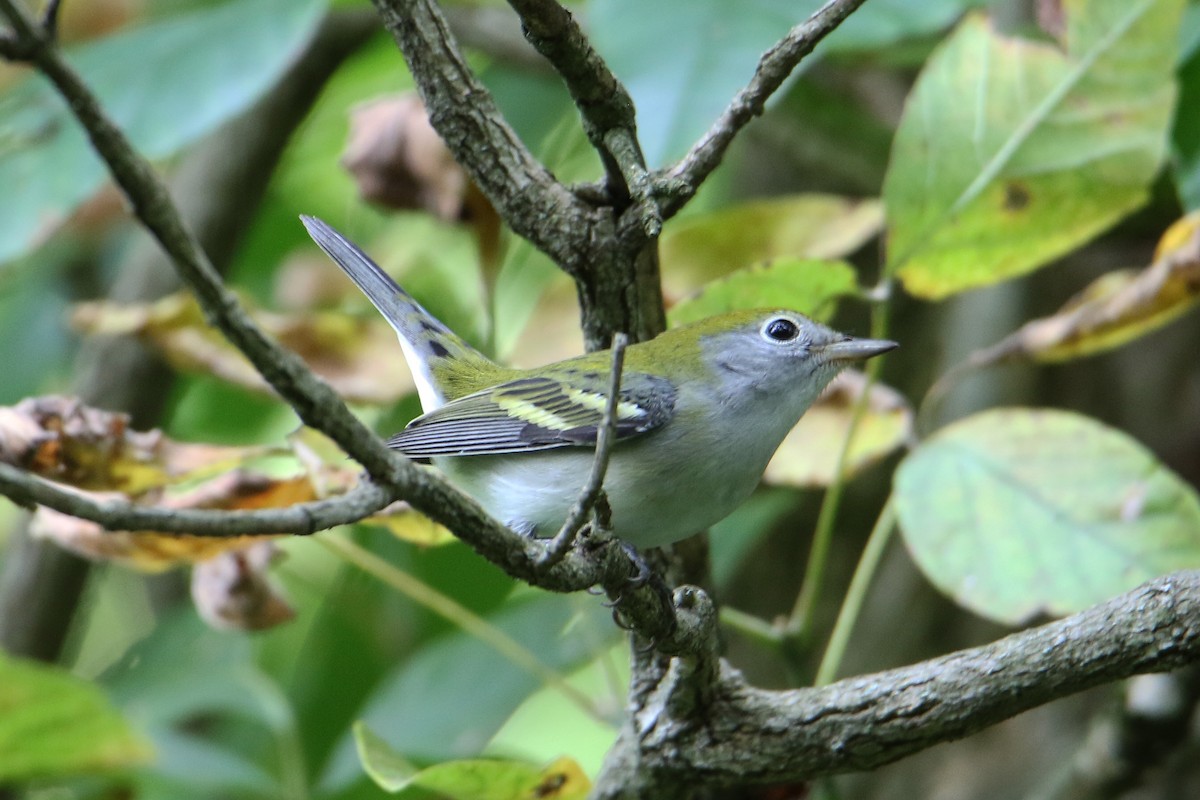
<box><xmin>763</xmin><ymin>317</ymin><xmax>800</xmax><ymax>343</ymax></box>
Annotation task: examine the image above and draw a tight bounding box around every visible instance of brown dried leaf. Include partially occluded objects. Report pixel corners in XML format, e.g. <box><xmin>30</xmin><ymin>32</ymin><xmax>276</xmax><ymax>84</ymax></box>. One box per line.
<box><xmin>342</xmin><ymin>94</ymin><xmax>469</xmax><ymax>221</ymax></box>
<box><xmin>0</xmin><ymin>395</ymin><xmax>243</xmax><ymax>495</ymax></box>
<box><xmin>972</xmin><ymin>212</ymin><xmax>1200</xmax><ymax>366</ymax></box>
<box><xmin>72</xmin><ymin>292</ymin><xmax>414</xmax><ymax>405</ymax></box>
<box><xmin>764</xmin><ymin>372</ymin><xmax>912</xmax><ymax>487</ymax></box>
<box><xmin>191</xmin><ymin>541</ymin><xmax>295</xmax><ymax>632</ymax></box>
<box><xmin>29</xmin><ymin>471</ymin><xmax>316</xmax><ymax>571</ymax></box>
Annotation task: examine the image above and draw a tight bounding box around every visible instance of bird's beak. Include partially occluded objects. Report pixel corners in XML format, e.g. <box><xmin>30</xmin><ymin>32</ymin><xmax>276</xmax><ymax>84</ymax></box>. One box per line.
<box><xmin>819</xmin><ymin>337</ymin><xmax>899</xmax><ymax>363</ymax></box>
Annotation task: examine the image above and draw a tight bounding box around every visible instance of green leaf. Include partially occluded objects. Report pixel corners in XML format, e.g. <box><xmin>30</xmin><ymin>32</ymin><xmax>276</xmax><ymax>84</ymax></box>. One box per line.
<box><xmin>486</xmin><ymin>645</ymin><xmax>624</xmax><ymax>778</ymax></box>
<box><xmin>102</xmin><ymin>612</ymin><xmax>289</xmax><ymax>796</ymax></box>
<box><xmin>0</xmin><ymin>652</ymin><xmax>153</xmax><ymax>781</ymax></box>
<box><xmin>894</xmin><ymin>408</ymin><xmax>1200</xmax><ymax>624</ymax></box>
<box><xmin>1172</xmin><ymin>17</ymin><xmax>1200</xmax><ymax>210</ymax></box>
<box><xmin>354</xmin><ymin>722</ymin><xmax>418</xmax><ymax>791</ymax></box>
<box><xmin>660</xmin><ymin>195</ymin><xmax>881</xmax><ymax>305</ymax></box>
<box><xmin>884</xmin><ymin>1</ymin><xmax>1182</xmax><ymax>298</ymax></box>
<box><xmin>588</xmin><ymin>0</ymin><xmax>803</xmax><ymax>167</ymax></box>
<box><xmin>589</xmin><ymin>0</ymin><xmax>976</xmax><ymax>167</ymax></box>
<box><xmin>668</xmin><ymin>257</ymin><xmax>859</xmax><ymax>327</ymax></box>
<box><xmin>764</xmin><ymin>372</ymin><xmax>912</xmax><ymax>487</ymax></box>
<box><xmin>319</xmin><ymin>594</ymin><xmax>614</xmax><ymax>792</ymax></box>
<box><xmin>826</xmin><ymin>0</ymin><xmax>984</xmax><ymax>52</ymax></box>
<box><xmin>0</xmin><ymin>0</ymin><xmax>326</xmax><ymax>265</ymax></box>
<box><xmin>355</xmin><ymin>724</ymin><xmax>590</xmax><ymax>800</ymax></box>
<box><xmin>493</xmin><ymin>112</ymin><xmax>599</xmax><ymax>359</ymax></box>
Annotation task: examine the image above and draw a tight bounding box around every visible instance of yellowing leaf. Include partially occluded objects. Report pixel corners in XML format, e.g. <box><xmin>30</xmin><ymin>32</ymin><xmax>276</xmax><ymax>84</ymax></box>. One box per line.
<box><xmin>885</xmin><ymin>1</ymin><xmax>1182</xmax><ymax>298</ymax></box>
<box><xmin>367</xmin><ymin>502</ymin><xmax>456</xmax><ymax>547</ymax></box>
<box><xmin>29</xmin><ymin>472</ymin><xmax>318</xmax><ymax>571</ymax></box>
<box><xmin>354</xmin><ymin>721</ymin><xmax>590</xmax><ymax>800</ymax></box>
<box><xmin>522</xmin><ymin>757</ymin><xmax>589</xmax><ymax>800</ymax></box>
<box><xmin>971</xmin><ymin>213</ymin><xmax>1200</xmax><ymax>365</ymax></box>
<box><xmin>764</xmin><ymin>372</ymin><xmax>911</xmax><ymax>487</ymax></box>
<box><xmin>660</xmin><ymin>195</ymin><xmax>882</xmax><ymax>304</ymax></box>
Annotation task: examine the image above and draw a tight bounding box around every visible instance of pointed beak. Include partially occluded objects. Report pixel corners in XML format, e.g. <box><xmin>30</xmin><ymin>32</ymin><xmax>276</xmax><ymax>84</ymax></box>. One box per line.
<box><xmin>818</xmin><ymin>337</ymin><xmax>898</xmax><ymax>364</ymax></box>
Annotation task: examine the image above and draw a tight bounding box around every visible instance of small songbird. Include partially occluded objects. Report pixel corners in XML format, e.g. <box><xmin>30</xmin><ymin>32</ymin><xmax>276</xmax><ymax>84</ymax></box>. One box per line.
<box><xmin>302</xmin><ymin>216</ymin><xmax>896</xmax><ymax>549</ymax></box>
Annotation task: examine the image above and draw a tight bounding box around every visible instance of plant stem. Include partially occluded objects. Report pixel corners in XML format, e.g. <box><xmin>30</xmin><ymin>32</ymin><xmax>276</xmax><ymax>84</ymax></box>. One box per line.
<box><xmin>787</xmin><ymin>294</ymin><xmax>894</xmax><ymax>642</ymax></box>
<box><xmin>319</xmin><ymin>534</ymin><xmax>607</xmax><ymax>724</ymax></box>
<box><xmin>814</xmin><ymin>494</ymin><xmax>897</xmax><ymax>686</ymax></box>
<box><xmin>719</xmin><ymin>606</ymin><xmax>785</xmax><ymax>649</ymax></box>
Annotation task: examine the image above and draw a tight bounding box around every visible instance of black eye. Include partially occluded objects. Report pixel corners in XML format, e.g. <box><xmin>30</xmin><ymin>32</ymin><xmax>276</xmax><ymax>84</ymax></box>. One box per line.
<box><xmin>764</xmin><ymin>317</ymin><xmax>800</xmax><ymax>342</ymax></box>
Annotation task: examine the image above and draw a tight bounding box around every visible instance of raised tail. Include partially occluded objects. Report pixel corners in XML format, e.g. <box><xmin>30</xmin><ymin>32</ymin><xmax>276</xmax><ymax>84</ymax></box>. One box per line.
<box><xmin>301</xmin><ymin>215</ymin><xmax>499</xmax><ymax>410</ymax></box>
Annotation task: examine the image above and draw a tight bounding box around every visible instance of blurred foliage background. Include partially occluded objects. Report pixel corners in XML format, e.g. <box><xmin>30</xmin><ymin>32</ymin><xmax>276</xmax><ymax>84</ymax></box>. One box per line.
<box><xmin>2</xmin><ymin>0</ymin><xmax>1200</xmax><ymax>798</ymax></box>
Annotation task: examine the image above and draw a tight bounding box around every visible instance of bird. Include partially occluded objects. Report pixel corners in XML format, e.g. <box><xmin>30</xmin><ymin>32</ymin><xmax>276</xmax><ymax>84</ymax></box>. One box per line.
<box><xmin>301</xmin><ymin>216</ymin><xmax>897</xmax><ymax>549</ymax></box>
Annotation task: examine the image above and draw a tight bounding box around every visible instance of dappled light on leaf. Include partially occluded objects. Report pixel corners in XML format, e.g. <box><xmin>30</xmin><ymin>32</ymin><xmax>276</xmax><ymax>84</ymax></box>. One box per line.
<box><xmin>73</xmin><ymin>292</ymin><xmax>414</xmax><ymax>404</ymax></box>
<box><xmin>894</xmin><ymin>408</ymin><xmax>1200</xmax><ymax>624</ymax></box>
<box><xmin>660</xmin><ymin>195</ymin><xmax>882</xmax><ymax>305</ymax></box>
<box><xmin>971</xmin><ymin>213</ymin><xmax>1200</xmax><ymax>365</ymax></box>
<box><xmin>884</xmin><ymin>1</ymin><xmax>1182</xmax><ymax>298</ymax></box>
<box><xmin>668</xmin><ymin>258</ymin><xmax>859</xmax><ymax>327</ymax></box>
<box><xmin>764</xmin><ymin>371</ymin><xmax>911</xmax><ymax>488</ymax></box>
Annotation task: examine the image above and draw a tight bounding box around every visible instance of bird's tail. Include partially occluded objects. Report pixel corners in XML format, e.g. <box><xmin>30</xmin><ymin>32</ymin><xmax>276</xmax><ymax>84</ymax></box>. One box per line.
<box><xmin>301</xmin><ymin>215</ymin><xmax>499</xmax><ymax>411</ymax></box>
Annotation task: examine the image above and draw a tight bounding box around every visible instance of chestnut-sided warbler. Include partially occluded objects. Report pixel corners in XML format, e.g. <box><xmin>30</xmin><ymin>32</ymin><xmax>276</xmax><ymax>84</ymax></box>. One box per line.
<box><xmin>302</xmin><ymin>216</ymin><xmax>896</xmax><ymax>549</ymax></box>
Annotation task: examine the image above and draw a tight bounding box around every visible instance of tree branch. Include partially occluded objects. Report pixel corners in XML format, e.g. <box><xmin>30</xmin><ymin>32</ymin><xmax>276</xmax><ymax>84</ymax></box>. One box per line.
<box><xmin>0</xmin><ymin>0</ymin><xmax>695</xmax><ymax>647</ymax></box>
<box><xmin>504</xmin><ymin>0</ymin><xmax>648</xmax><ymax>208</ymax></box>
<box><xmin>0</xmin><ymin>7</ymin><xmax>377</xmax><ymax>662</ymax></box>
<box><xmin>0</xmin><ymin>463</ymin><xmax>395</xmax><ymax>536</ymax></box>
<box><xmin>370</xmin><ymin>0</ymin><xmax>602</xmax><ymax>277</ymax></box>
<box><xmin>656</xmin><ymin>0</ymin><xmax>870</xmax><ymax>218</ymax></box>
<box><xmin>594</xmin><ymin>571</ymin><xmax>1200</xmax><ymax>796</ymax></box>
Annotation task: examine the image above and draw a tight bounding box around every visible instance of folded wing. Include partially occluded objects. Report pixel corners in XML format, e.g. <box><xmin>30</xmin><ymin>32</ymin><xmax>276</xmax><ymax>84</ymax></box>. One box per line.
<box><xmin>388</xmin><ymin>372</ymin><xmax>677</xmax><ymax>456</ymax></box>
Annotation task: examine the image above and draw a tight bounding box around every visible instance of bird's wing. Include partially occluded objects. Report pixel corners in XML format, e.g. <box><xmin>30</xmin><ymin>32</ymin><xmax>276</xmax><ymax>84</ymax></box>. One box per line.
<box><xmin>387</xmin><ymin>372</ymin><xmax>677</xmax><ymax>457</ymax></box>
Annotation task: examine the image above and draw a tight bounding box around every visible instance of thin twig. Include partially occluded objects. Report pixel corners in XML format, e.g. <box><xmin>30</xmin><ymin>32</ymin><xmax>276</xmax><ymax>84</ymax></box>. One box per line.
<box><xmin>0</xmin><ymin>0</ymin><xmax>615</xmax><ymax>604</ymax></box>
<box><xmin>538</xmin><ymin>332</ymin><xmax>629</xmax><ymax>569</ymax></box>
<box><xmin>371</xmin><ymin>0</ymin><xmax>598</xmax><ymax>277</ymax></box>
<box><xmin>0</xmin><ymin>0</ymin><xmax>396</xmax><ymax>479</ymax></box>
<box><xmin>322</xmin><ymin>534</ymin><xmax>610</xmax><ymax>724</ymax></box>
<box><xmin>656</xmin><ymin>0</ymin><xmax>870</xmax><ymax>218</ymax></box>
<box><xmin>0</xmin><ymin>0</ymin><xmax>38</xmax><ymax>57</ymax></box>
<box><xmin>604</xmin><ymin>128</ymin><xmax>661</xmax><ymax>238</ymax></box>
<box><xmin>505</xmin><ymin>0</ymin><xmax>644</xmax><ymax>198</ymax></box>
<box><xmin>41</xmin><ymin>0</ymin><xmax>62</xmax><ymax>42</ymax></box>
<box><xmin>0</xmin><ymin>463</ymin><xmax>394</xmax><ymax>536</ymax></box>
